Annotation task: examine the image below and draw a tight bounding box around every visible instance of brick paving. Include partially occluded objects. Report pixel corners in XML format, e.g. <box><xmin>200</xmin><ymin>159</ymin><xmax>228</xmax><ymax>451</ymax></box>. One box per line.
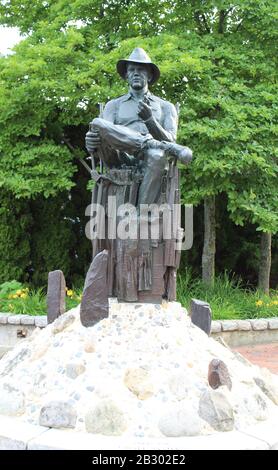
<box><xmin>233</xmin><ymin>342</ymin><xmax>278</xmax><ymax>375</ymax></box>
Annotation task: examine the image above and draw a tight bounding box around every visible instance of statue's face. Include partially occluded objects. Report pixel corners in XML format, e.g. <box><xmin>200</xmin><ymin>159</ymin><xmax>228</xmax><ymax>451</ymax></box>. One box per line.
<box><xmin>126</xmin><ymin>63</ymin><xmax>152</xmax><ymax>90</ymax></box>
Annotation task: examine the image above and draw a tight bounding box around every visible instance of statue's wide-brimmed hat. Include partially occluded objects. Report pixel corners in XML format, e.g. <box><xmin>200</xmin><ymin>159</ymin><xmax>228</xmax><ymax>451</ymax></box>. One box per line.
<box><xmin>117</xmin><ymin>48</ymin><xmax>160</xmax><ymax>85</ymax></box>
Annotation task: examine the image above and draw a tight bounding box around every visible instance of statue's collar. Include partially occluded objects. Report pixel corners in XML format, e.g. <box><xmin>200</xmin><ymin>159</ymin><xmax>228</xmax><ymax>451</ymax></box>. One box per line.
<box><xmin>123</xmin><ymin>91</ymin><xmax>155</xmax><ymax>102</ymax></box>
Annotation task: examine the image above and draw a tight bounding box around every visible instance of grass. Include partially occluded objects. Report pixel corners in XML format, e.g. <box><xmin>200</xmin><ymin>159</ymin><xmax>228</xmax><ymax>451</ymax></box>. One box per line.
<box><xmin>177</xmin><ymin>270</ymin><xmax>278</xmax><ymax>320</ymax></box>
<box><xmin>0</xmin><ymin>275</ymin><xmax>277</xmax><ymax>320</ymax></box>
<box><xmin>0</xmin><ymin>280</ymin><xmax>82</xmax><ymax>316</ymax></box>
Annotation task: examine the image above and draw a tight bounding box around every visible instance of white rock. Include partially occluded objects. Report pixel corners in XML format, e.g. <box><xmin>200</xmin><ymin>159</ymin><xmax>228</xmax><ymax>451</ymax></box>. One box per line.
<box><xmin>243</xmin><ymin>393</ymin><xmax>269</xmax><ymax>421</ymax></box>
<box><xmin>124</xmin><ymin>367</ymin><xmax>154</xmax><ymax>400</ymax></box>
<box><xmin>66</xmin><ymin>363</ymin><xmax>86</xmax><ymax>379</ymax></box>
<box><xmin>39</xmin><ymin>401</ymin><xmax>77</xmax><ymax>428</ymax></box>
<box><xmin>168</xmin><ymin>372</ymin><xmax>192</xmax><ymax>401</ymax></box>
<box><xmin>52</xmin><ymin>313</ymin><xmax>76</xmax><ymax>334</ymax></box>
<box><xmin>85</xmin><ymin>399</ymin><xmax>127</xmax><ymax>436</ymax></box>
<box><xmin>198</xmin><ymin>389</ymin><xmax>234</xmax><ymax>432</ymax></box>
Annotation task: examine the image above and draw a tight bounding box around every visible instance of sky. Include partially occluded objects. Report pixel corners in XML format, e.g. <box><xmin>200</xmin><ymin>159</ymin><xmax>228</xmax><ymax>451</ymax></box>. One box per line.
<box><xmin>0</xmin><ymin>26</ymin><xmax>22</xmax><ymax>55</ymax></box>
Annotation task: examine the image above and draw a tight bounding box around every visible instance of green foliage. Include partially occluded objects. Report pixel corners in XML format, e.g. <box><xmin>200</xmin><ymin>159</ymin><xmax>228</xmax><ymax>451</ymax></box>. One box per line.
<box><xmin>0</xmin><ymin>0</ymin><xmax>276</xmax><ymax>287</ymax></box>
<box><xmin>0</xmin><ymin>191</ymin><xmax>32</xmax><ymax>283</ymax></box>
<box><xmin>0</xmin><ymin>285</ymin><xmax>47</xmax><ymax>315</ymax></box>
<box><xmin>0</xmin><ymin>280</ymin><xmax>24</xmax><ymax>298</ymax></box>
<box><xmin>0</xmin><ymin>282</ymin><xmax>82</xmax><ymax>315</ymax></box>
<box><xmin>177</xmin><ymin>270</ymin><xmax>278</xmax><ymax>320</ymax></box>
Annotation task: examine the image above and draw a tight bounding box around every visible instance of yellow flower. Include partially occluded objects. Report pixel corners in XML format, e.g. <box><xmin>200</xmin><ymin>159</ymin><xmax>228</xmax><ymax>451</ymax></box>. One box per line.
<box><xmin>66</xmin><ymin>289</ymin><xmax>74</xmax><ymax>297</ymax></box>
<box><xmin>16</xmin><ymin>290</ymin><xmax>22</xmax><ymax>295</ymax></box>
<box><xmin>256</xmin><ymin>300</ymin><xmax>263</xmax><ymax>307</ymax></box>
<box><xmin>273</xmin><ymin>300</ymin><xmax>278</xmax><ymax>305</ymax></box>
<box><xmin>20</xmin><ymin>293</ymin><xmax>27</xmax><ymax>299</ymax></box>
<box><xmin>12</xmin><ymin>294</ymin><xmax>18</xmax><ymax>299</ymax></box>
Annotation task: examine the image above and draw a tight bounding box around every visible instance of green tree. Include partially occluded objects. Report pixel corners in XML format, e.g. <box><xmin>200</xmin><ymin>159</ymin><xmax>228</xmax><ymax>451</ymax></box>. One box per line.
<box><xmin>0</xmin><ymin>0</ymin><xmax>277</xmax><ymax>288</ymax></box>
<box><xmin>0</xmin><ymin>191</ymin><xmax>32</xmax><ymax>283</ymax></box>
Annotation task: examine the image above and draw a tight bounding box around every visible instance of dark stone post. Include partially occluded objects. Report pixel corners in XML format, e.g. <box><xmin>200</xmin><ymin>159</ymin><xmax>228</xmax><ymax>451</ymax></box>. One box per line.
<box><xmin>190</xmin><ymin>298</ymin><xmax>212</xmax><ymax>335</ymax></box>
<box><xmin>47</xmin><ymin>270</ymin><xmax>66</xmax><ymax>324</ymax></box>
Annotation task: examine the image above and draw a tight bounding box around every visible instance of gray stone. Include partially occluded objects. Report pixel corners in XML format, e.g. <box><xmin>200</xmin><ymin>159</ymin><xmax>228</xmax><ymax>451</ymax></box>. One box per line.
<box><xmin>254</xmin><ymin>377</ymin><xmax>278</xmax><ymax>405</ymax></box>
<box><xmin>20</xmin><ymin>315</ymin><xmax>35</xmax><ymax>326</ymax></box>
<box><xmin>250</xmin><ymin>319</ymin><xmax>268</xmax><ymax>330</ymax></box>
<box><xmin>39</xmin><ymin>401</ymin><xmax>77</xmax><ymax>429</ymax></box>
<box><xmin>35</xmin><ymin>316</ymin><xmax>47</xmax><ymax>328</ymax></box>
<box><xmin>0</xmin><ymin>347</ymin><xmax>31</xmax><ymax>375</ymax></box>
<box><xmin>244</xmin><ymin>393</ymin><xmax>268</xmax><ymax>421</ymax></box>
<box><xmin>47</xmin><ymin>270</ymin><xmax>66</xmax><ymax>324</ymax></box>
<box><xmin>158</xmin><ymin>405</ymin><xmax>203</xmax><ymax>437</ymax></box>
<box><xmin>198</xmin><ymin>389</ymin><xmax>234</xmax><ymax>432</ymax></box>
<box><xmin>190</xmin><ymin>299</ymin><xmax>212</xmax><ymax>335</ymax></box>
<box><xmin>208</xmin><ymin>359</ymin><xmax>232</xmax><ymax>391</ymax></box>
<box><xmin>85</xmin><ymin>399</ymin><xmax>127</xmax><ymax>436</ymax></box>
<box><xmin>210</xmin><ymin>321</ymin><xmax>221</xmax><ymax>333</ymax></box>
<box><xmin>268</xmin><ymin>318</ymin><xmax>278</xmax><ymax>330</ymax></box>
<box><xmin>66</xmin><ymin>363</ymin><xmax>86</xmax><ymax>379</ymax></box>
<box><xmin>221</xmin><ymin>320</ymin><xmax>238</xmax><ymax>331</ymax></box>
<box><xmin>237</xmin><ymin>320</ymin><xmax>252</xmax><ymax>331</ymax></box>
<box><xmin>80</xmin><ymin>250</ymin><xmax>109</xmax><ymax>327</ymax></box>
<box><xmin>0</xmin><ymin>313</ymin><xmax>9</xmax><ymax>324</ymax></box>
<box><xmin>7</xmin><ymin>315</ymin><xmax>21</xmax><ymax>325</ymax></box>
<box><xmin>52</xmin><ymin>313</ymin><xmax>75</xmax><ymax>334</ymax></box>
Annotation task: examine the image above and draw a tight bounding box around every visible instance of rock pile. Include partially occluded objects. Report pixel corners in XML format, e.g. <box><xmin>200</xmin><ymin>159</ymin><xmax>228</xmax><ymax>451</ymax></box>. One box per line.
<box><xmin>0</xmin><ymin>301</ymin><xmax>277</xmax><ymax>438</ymax></box>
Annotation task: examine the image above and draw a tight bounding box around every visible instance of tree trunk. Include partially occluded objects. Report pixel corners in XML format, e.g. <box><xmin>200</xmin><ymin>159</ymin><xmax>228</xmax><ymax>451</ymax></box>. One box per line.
<box><xmin>202</xmin><ymin>196</ymin><xmax>216</xmax><ymax>286</ymax></box>
<box><xmin>258</xmin><ymin>232</ymin><xmax>271</xmax><ymax>294</ymax></box>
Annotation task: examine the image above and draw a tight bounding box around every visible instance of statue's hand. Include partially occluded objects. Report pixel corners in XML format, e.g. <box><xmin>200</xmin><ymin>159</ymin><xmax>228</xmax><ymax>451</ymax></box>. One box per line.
<box><xmin>85</xmin><ymin>127</ymin><xmax>101</xmax><ymax>152</ymax></box>
<box><xmin>138</xmin><ymin>100</ymin><xmax>153</xmax><ymax>121</ymax></box>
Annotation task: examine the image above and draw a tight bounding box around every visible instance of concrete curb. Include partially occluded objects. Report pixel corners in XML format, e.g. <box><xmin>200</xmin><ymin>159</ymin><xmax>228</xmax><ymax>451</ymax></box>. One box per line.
<box><xmin>0</xmin><ymin>313</ymin><xmax>47</xmax><ymax>327</ymax></box>
<box><xmin>0</xmin><ymin>415</ymin><xmax>277</xmax><ymax>450</ymax></box>
<box><xmin>211</xmin><ymin>318</ymin><xmax>278</xmax><ymax>347</ymax></box>
<box><xmin>211</xmin><ymin>318</ymin><xmax>278</xmax><ymax>333</ymax></box>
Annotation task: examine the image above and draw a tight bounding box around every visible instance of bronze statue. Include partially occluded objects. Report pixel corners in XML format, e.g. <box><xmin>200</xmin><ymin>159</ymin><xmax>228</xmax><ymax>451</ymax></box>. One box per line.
<box><xmin>80</xmin><ymin>48</ymin><xmax>192</xmax><ymax>326</ymax></box>
<box><xmin>85</xmin><ymin>48</ymin><xmax>192</xmax><ymax>205</ymax></box>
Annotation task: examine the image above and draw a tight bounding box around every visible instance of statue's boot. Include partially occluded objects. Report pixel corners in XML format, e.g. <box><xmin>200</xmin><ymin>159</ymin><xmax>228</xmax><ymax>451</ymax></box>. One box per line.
<box><xmin>146</xmin><ymin>140</ymin><xmax>193</xmax><ymax>165</ymax></box>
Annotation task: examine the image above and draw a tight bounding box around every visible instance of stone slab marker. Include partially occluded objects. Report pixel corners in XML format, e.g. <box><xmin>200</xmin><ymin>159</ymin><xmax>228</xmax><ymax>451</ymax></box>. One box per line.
<box><xmin>47</xmin><ymin>270</ymin><xmax>66</xmax><ymax>324</ymax></box>
<box><xmin>80</xmin><ymin>249</ymin><xmax>109</xmax><ymax>327</ymax></box>
<box><xmin>190</xmin><ymin>298</ymin><xmax>212</xmax><ymax>335</ymax></box>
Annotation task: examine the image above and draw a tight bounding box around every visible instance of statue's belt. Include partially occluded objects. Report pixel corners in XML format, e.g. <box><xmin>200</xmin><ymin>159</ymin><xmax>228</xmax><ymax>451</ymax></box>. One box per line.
<box><xmin>91</xmin><ymin>168</ymin><xmax>143</xmax><ymax>186</ymax></box>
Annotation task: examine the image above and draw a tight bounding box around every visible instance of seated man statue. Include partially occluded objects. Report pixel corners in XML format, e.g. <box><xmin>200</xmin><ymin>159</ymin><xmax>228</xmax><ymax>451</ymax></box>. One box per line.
<box><xmin>85</xmin><ymin>47</ymin><xmax>192</xmax><ymax>205</ymax></box>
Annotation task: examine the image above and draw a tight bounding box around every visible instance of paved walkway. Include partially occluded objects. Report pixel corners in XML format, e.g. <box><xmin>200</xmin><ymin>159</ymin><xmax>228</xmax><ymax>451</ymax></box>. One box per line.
<box><xmin>233</xmin><ymin>342</ymin><xmax>278</xmax><ymax>375</ymax></box>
